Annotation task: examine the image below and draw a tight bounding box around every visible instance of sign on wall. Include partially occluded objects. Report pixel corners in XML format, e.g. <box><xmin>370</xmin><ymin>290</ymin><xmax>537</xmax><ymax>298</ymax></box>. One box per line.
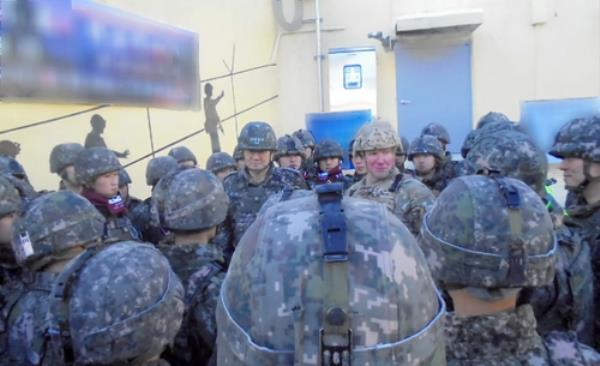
<box><xmin>1</xmin><ymin>0</ymin><xmax>200</xmax><ymax>110</ymax></box>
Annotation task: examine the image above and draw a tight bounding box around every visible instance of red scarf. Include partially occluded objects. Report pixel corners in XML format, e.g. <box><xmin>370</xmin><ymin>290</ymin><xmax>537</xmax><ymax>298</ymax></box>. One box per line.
<box><xmin>315</xmin><ymin>166</ymin><xmax>345</xmax><ymax>184</ymax></box>
<box><xmin>82</xmin><ymin>188</ymin><xmax>128</xmax><ymax>216</ymax></box>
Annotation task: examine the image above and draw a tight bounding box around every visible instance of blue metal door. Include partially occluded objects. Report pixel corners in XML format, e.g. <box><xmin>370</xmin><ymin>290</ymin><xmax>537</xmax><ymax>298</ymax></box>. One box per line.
<box><xmin>395</xmin><ymin>41</ymin><xmax>472</xmax><ymax>154</ymax></box>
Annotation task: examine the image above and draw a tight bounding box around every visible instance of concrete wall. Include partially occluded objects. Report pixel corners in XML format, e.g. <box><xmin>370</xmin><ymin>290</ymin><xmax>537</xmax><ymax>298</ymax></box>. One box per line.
<box><xmin>1</xmin><ymin>0</ymin><xmax>598</xmax><ymax>197</ymax></box>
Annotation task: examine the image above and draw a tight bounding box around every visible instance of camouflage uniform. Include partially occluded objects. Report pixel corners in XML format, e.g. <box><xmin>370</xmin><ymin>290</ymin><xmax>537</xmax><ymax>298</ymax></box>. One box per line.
<box><xmin>0</xmin><ymin>176</ymin><xmax>23</xmax><ymax>286</ymax></box>
<box><xmin>49</xmin><ymin>143</ymin><xmax>84</xmax><ymax>191</ymax></box>
<box><xmin>292</xmin><ymin>129</ymin><xmax>316</xmax><ymax>177</ymax></box>
<box><xmin>215</xmin><ymin>122</ymin><xmax>307</xmax><ymax>261</ymax></box>
<box><xmin>550</xmin><ymin>115</ymin><xmax>600</xmax><ymax>350</ymax></box>
<box><xmin>419</xmin><ymin>175</ymin><xmax>600</xmax><ymax>364</ymax></box>
<box><xmin>463</xmin><ymin>130</ymin><xmax>595</xmax><ymax>345</ymax></box>
<box><xmin>74</xmin><ymin>147</ymin><xmax>140</xmax><ymax>243</ymax></box>
<box><xmin>155</xmin><ymin>168</ymin><xmax>229</xmax><ymax>365</ymax></box>
<box><xmin>347</xmin><ymin>122</ymin><xmax>434</xmax><ymax>236</ymax></box>
<box><xmin>218</xmin><ymin>184</ymin><xmax>446</xmax><ymax>365</ymax></box>
<box><xmin>307</xmin><ymin>139</ymin><xmax>352</xmax><ymax>190</ymax></box>
<box><xmin>118</xmin><ymin>168</ymin><xmax>143</xmax><ymax>212</ymax></box>
<box><xmin>408</xmin><ymin>135</ymin><xmax>449</xmax><ymax>196</ymax></box>
<box><xmin>207</xmin><ymin>152</ymin><xmax>237</xmax><ymax>175</ymax></box>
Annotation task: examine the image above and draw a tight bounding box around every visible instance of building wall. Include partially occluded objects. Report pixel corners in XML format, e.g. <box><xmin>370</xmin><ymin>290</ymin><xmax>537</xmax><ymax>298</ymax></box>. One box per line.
<box><xmin>0</xmin><ymin>0</ymin><xmax>597</xmax><ymax>197</ymax></box>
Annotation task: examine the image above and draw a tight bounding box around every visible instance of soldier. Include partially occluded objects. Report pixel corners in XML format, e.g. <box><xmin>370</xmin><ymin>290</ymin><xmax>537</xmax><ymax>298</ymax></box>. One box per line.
<box><xmin>204</xmin><ymin>83</ymin><xmax>225</xmax><ymax>153</ymax></box>
<box><xmin>74</xmin><ymin>147</ymin><xmax>140</xmax><ymax>243</ymax></box>
<box><xmin>463</xmin><ymin>129</ymin><xmax>595</xmax><ymax>346</ymax></box>
<box><xmin>0</xmin><ymin>156</ymin><xmax>38</xmax><ymax>202</ymax></box>
<box><xmin>233</xmin><ymin>144</ymin><xmax>245</xmax><ymax>171</ymax></box>
<box><xmin>215</xmin><ymin>121</ymin><xmax>307</xmax><ymax>263</ymax></box>
<box><xmin>84</xmin><ymin>114</ymin><xmax>129</xmax><ymax>158</ymax></box>
<box><xmin>408</xmin><ymin>135</ymin><xmax>449</xmax><ymax>196</ymax></box>
<box><xmin>0</xmin><ymin>176</ymin><xmax>23</xmax><ymax>286</ymax></box>
<box><xmin>154</xmin><ymin>168</ymin><xmax>228</xmax><ymax>365</ymax></box>
<box><xmin>347</xmin><ymin>121</ymin><xmax>434</xmax><ymax>236</ymax></box>
<box><xmin>0</xmin><ymin>140</ymin><xmax>20</xmax><ymax>159</ymax></box>
<box><xmin>129</xmin><ymin>155</ymin><xmax>179</xmax><ymax>244</ymax></box>
<box><xmin>217</xmin><ymin>183</ymin><xmax>446</xmax><ymax>365</ymax></box>
<box><xmin>419</xmin><ymin>175</ymin><xmax>600</xmax><ymax>364</ymax></box>
<box><xmin>461</xmin><ymin>112</ymin><xmax>516</xmax><ymax>159</ymax></box>
<box><xmin>5</xmin><ymin>191</ymin><xmax>184</xmax><ymax>365</ymax></box>
<box><xmin>207</xmin><ymin>152</ymin><xmax>238</xmax><ymax>182</ymax></box>
<box><xmin>549</xmin><ymin>115</ymin><xmax>600</xmax><ymax>350</ymax></box>
<box><xmin>292</xmin><ymin>128</ymin><xmax>317</xmax><ymax>176</ymax></box>
<box><xmin>274</xmin><ymin>134</ymin><xmax>305</xmax><ymax>171</ymax></box>
<box><xmin>169</xmin><ymin>145</ymin><xmax>198</xmax><ymax>168</ymax></box>
<box><xmin>118</xmin><ymin>168</ymin><xmax>143</xmax><ymax>212</ymax></box>
<box><xmin>308</xmin><ymin>139</ymin><xmax>352</xmax><ymax>189</ymax></box>
<box><xmin>49</xmin><ymin>143</ymin><xmax>84</xmax><ymax>193</ymax></box>
<box><xmin>348</xmin><ymin>139</ymin><xmax>366</xmax><ymax>183</ymax></box>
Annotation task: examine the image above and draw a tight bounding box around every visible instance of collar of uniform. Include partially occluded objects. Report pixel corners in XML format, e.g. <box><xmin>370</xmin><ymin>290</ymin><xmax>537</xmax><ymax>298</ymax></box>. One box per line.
<box><xmin>445</xmin><ymin>305</ymin><xmax>542</xmax><ymax>359</ymax></box>
<box><xmin>365</xmin><ymin>166</ymin><xmax>400</xmax><ymax>186</ymax></box>
<box><xmin>241</xmin><ymin>163</ymin><xmax>275</xmax><ymax>186</ymax></box>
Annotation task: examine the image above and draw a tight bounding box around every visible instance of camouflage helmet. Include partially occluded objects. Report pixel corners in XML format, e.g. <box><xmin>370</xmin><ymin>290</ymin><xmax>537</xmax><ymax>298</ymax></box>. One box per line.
<box><xmin>0</xmin><ymin>156</ymin><xmax>29</xmax><ymax>181</ymax></box>
<box><xmin>168</xmin><ymin>146</ymin><xmax>198</xmax><ymax>165</ymax></box>
<box><xmin>118</xmin><ymin>169</ymin><xmax>132</xmax><ymax>187</ymax></box>
<box><xmin>274</xmin><ymin>134</ymin><xmax>306</xmax><ymax>160</ymax></box>
<box><xmin>464</xmin><ymin>130</ymin><xmax>548</xmax><ymax>196</ymax></box>
<box><xmin>419</xmin><ymin>175</ymin><xmax>556</xmax><ymax>290</ymax></box>
<box><xmin>11</xmin><ymin>191</ymin><xmax>105</xmax><ymax>270</ymax></box>
<box><xmin>0</xmin><ymin>140</ymin><xmax>21</xmax><ymax>158</ymax></box>
<box><xmin>549</xmin><ymin>115</ymin><xmax>600</xmax><ymax>162</ymax></box>
<box><xmin>398</xmin><ymin>135</ymin><xmax>409</xmax><ymax>156</ymax></box>
<box><xmin>218</xmin><ymin>186</ymin><xmax>446</xmax><ymax>365</ymax></box>
<box><xmin>49</xmin><ymin>143</ymin><xmax>84</xmax><ymax>174</ymax></box>
<box><xmin>313</xmin><ymin>139</ymin><xmax>344</xmax><ymax>161</ymax></box>
<box><xmin>0</xmin><ymin>175</ymin><xmax>21</xmax><ymax>218</ymax></box>
<box><xmin>353</xmin><ymin>121</ymin><xmax>401</xmax><ymax>154</ymax></box>
<box><xmin>421</xmin><ymin>122</ymin><xmax>451</xmax><ymax>145</ymax></box>
<box><xmin>476</xmin><ymin>111</ymin><xmax>511</xmax><ymax>129</ymax></box>
<box><xmin>74</xmin><ymin>148</ymin><xmax>122</xmax><ymax>185</ymax></box>
<box><xmin>461</xmin><ymin>119</ymin><xmax>516</xmax><ymax>158</ymax></box>
<box><xmin>145</xmin><ymin>156</ymin><xmax>179</xmax><ymax>186</ymax></box>
<box><xmin>161</xmin><ymin>168</ymin><xmax>229</xmax><ymax>231</ymax></box>
<box><xmin>408</xmin><ymin>135</ymin><xmax>445</xmax><ymax>161</ymax></box>
<box><xmin>238</xmin><ymin>121</ymin><xmax>277</xmax><ymax>151</ymax></box>
<box><xmin>292</xmin><ymin>129</ymin><xmax>316</xmax><ymax>149</ymax></box>
<box><xmin>233</xmin><ymin>144</ymin><xmax>244</xmax><ymax>161</ymax></box>
<box><xmin>207</xmin><ymin>152</ymin><xmax>237</xmax><ymax>174</ymax></box>
<box><xmin>64</xmin><ymin>241</ymin><xmax>184</xmax><ymax>364</ymax></box>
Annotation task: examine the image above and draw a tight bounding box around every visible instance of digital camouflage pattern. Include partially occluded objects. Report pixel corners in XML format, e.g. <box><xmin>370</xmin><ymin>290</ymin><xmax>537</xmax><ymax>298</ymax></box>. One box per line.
<box><xmin>461</xmin><ymin>118</ymin><xmax>517</xmax><ymax>159</ymax></box>
<box><xmin>549</xmin><ymin>114</ymin><xmax>600</xmax><ymax>162</ymax></box>
<box><xmin>0</xmin><ymin>156</ymin><xmax>29</xmax><ymax>182</ymax></box>
<box><xmin>408</xmin><ymin>135</ymin><xmax>448</xmax><ymax>196</ymax></box>
<box><xmin>49</xmin><ymin>143</ymin><xmax>84</xmax><ymax>174</ymax></box>
<box><xmin>347</xmin><ymin>167</ymin><xmax>434</xmax><ymax>236</ymax></box>
<box><xmin>11</xmin><ymin>191</ymin><xmax>105</xmax><ymax>270</ymax></box>
<box><xmin>292</xmin><ymin>129</ymin><xmax>316</xmax><ymax>149</ymax></box>
<box><xmin>169</xmin><ymin>146</ymin><xmax>198</xmax><ymax>165</ymax></box>
<box><xmin>214</xmin><ymin>164</ymin><xmax>308</xmax><ymax>261</ymax></box>
<box><xmin>146</xmin><ymin>156</ymin><xmax>179</xmax><ymax>186</ymax></box>
<box><xmin>207</xmin><ymin>152</ymin><xmax>237</xmax><ymax>174</ymax></box>
<box><xmin>238</xmin><ymin>121</ymin><xmax>278</xmax><ymax>151</ymax></box>
<box><xmin>421</xmin><ymin>122</ymin><xmax>451</xmax><ymax>145</ymax></box>
<box><xmin>118</xmin><ymin>168</ymin><xmax>132</xmax><ymax>186</ymax></box>
<box><xmin>158</xmin><ymin>241</ymin><xmax>226</xmax><ymax>366</ymax></box>
<box><xmin>218</xmin><ymin>191</ymin><xmax>446</xmax><ymax>365</ymax></box>
<box><xmin>73</xmin><ymin>147</ymin><xmax>121</xmax><ymax>185</ymax></box>
<box><xmin>352</xmin><ymin>121</ymin><xmax>401</xmax><ymax>154</ymax></box>
<box><xmin>160</xmin><ymin>168</ymin><xmax>229</xmax><ymax>231</ymax></box>
<box><xmin>233</xmin><ymin>144</ymin><xmax>244</xmax><ymax>161</ymax></box>
<box><xmin>408</xmin><ymin>135</ymin><xmax>445</xmax><ymax>161</ymax></box>
<box><xmin>476</xmin><ymin>111</ymin><xmax>511</xmax><ymax>129</ymax></box>
<box><xmin>68</xmin><ymin>242</ymin><xmax>184</xmax><ymax>364</ymax></box>
<box><xmin>274</xmin><ymin>134</ymin><xmax>306</xmax><ymax>161</ymax></box>
<box><xmin>420</xmin><ymin>176</ymin><xmax>556</xmax><ymax>289</ymax></box>
<box><xmin>313</xmin><ymin>139</ymin><xmax>344</xmax><ymax>161</ymax></box>
<box><xmin>0</xmin><ymin>175</ymin><xmax>21</xmax><ymax>218</ymax></box>
<box><xmin>445</xmin><ymin>305</ymin><xmax>600</xmax><ymax>365</ymax></box>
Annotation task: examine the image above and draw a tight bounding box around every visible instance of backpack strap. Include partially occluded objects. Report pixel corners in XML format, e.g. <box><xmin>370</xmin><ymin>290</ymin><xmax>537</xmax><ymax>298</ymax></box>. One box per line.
<box><xmin>388</xmin><ymin>173</ymin><xmax>404</xmax><ymax>193</ymax></box>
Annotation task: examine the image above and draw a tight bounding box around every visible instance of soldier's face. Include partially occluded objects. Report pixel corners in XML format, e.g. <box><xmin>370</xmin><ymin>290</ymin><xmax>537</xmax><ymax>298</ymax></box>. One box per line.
<box><xmin>352</xmin><ymin>154</ymin><xmax>367</xmax><ymax>174</ymax></box>
<box><xmin>244</xmin><ymin>150</ymin><xmax>271</xmax><ymax>172</ymax></box>
<box><xmin>413</xmin><ymin>154</ymin><xmax>436</xmax><ymax>175</ymax></box>
<box><xmin>365</xmin><ymin>148</ymin><xmax>395</xmax><ymax>178</ymax></box>
<box><xmin>559</xmin><ymin>157</ymin><xmax>586</xmax><ymax>188</ymax></box>
<box><xmin>318</xmin><ymin>157</ymin><xmax>340</xmax><ymax>171</ymax></box>
<box><xmin>395</xmin><ymin>154</ymin><xmax>406</xmax><ymax>169</ymax></box>
<box><xmin>304</xmin><ymin>147</ymin><xmax>313</xmax><ymax>159</ymax></box>
<box><xmin>278</xmin><ymin>155</ymin><xmax>302</xmax><ymax>170</ymax></box>
<box><xmin>93</xmin><ymin>171</ymin><xmax>120</xmax><ymax>197</ymax></box>
<box><xmin>0</xmin><ymin>212</ymin><xmax>16</xmax><ymax>244</ymax></box>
